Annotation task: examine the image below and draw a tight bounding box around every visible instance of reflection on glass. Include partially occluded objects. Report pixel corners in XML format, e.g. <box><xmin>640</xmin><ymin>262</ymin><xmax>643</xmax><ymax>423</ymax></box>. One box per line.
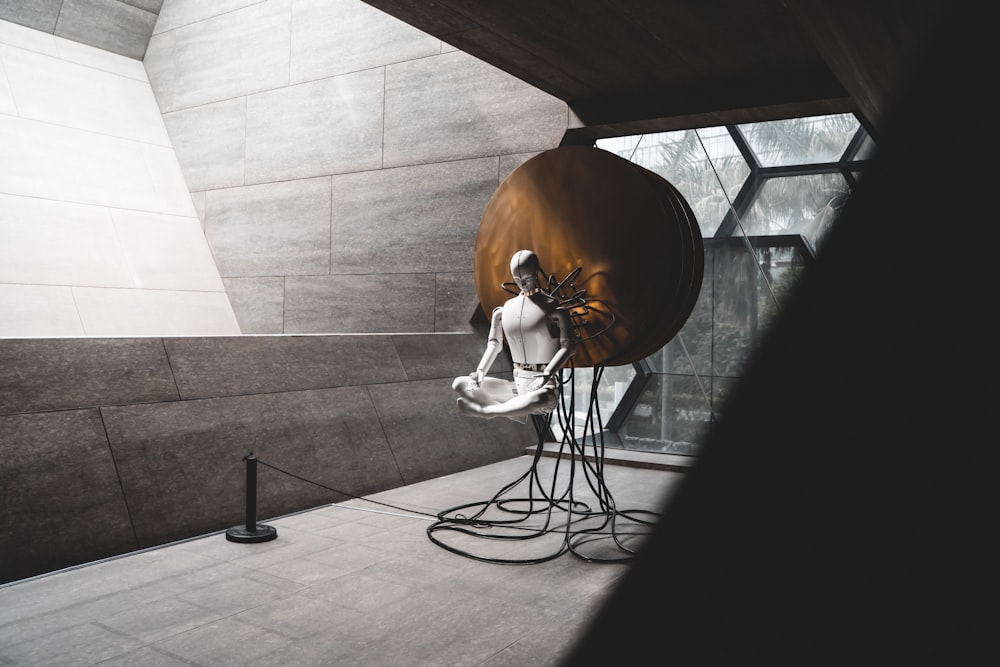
<box><xmin>854</xmin><ymin>130</ymin><xmax>878</xmax><ymax>161</ymax></box>
<box><xmin>586</xmin><ymin>113</ymin><xmax>870</xmax><ymax>458</ymax></box>
<box><xmin>736</xmin><ymin>113</ymin><xmax>859</xmax><ymax>167</ymax></box>
<box><xmin>618</xmin><ymin>238</ymin><xmax>810</xmax><ymax>455</ymax></box>
<box><xmin>550</xmin><ymin>364</ymin><xmax>636</xmax><ymax>441</ymax></box>
<box><xmin>619</xmin><ymin>374</ymin><xmax>712</xmax><ymax>455</ymax></box>
<box><xmin>737</xmin><ymin>173</ymin><xmax>849</xmax><ymax>252</ymax></box>
<box><xmin>645</xmin><ymin>276</ymin><xmax>714</xmax><ymax>379</ymax></box>
<box><xmin>596</xmin><ymin>128</ymin><xmax>749</xmax><ymax>238</ymax></box>
<box><xmin>709</xmin><ymin>240</ymin><xmax>808</xmax><ymax>378</ymax></box>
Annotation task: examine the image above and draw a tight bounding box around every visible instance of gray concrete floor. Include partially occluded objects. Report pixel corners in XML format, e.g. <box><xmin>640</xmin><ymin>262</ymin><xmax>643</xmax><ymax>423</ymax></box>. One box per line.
<box><xmin>0</xmin><ymin>454</ymin><xmax>685</xmax><ymax>667</ymax></box>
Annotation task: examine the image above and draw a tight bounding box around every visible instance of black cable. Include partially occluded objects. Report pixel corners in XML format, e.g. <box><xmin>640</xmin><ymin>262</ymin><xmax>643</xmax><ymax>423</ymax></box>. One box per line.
<box><xmin>253</xmin><ymin>364</ymin><xmax>661</xmax><ymax>564</ymax></box>
<box><xmin>426</xmin><ymin>367</ymin><xmax>663</xmax><ymax>565</ymax></box>
<box><xmin>258</xmin><ymin>447</ymin><xmax>643</xmax><ymax>538</ymax></box>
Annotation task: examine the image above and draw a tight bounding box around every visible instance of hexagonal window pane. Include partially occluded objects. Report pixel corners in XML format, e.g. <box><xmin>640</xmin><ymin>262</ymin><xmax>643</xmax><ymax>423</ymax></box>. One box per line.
<box><xmin>852</xmin><ymin>130</ymin><xmax>878</xmax><ymax>161</ymax></box>
<box><xmin>616</xmin><ymin>373</ymin><xmax>725</xmax><ymax>456</ymax></box>
<box><xmin>706</xmin><ymin>239</ymin><xmax>811</xmax><ymax>378</ymax></box>
<box><xmin>737</xmin><ymin>173</ymin><xmax>850</xmax><ymax>252</ymax></box>
<box><xmin>736</xmin><ymin>113</ymin><xmax>859</xmax><ymax>167</ymax></box>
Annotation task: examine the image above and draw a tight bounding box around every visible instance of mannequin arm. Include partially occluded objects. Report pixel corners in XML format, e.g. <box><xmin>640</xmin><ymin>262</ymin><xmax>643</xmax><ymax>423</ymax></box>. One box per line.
<box><xmin>471</xmin><ymin>306</ymin><xmax>504</xmax><ymax>385</ymax></box>
<box><xmin>538</xmin><ymin>307</ymin><xmax>577</xmax><ymax>384</ymax></box>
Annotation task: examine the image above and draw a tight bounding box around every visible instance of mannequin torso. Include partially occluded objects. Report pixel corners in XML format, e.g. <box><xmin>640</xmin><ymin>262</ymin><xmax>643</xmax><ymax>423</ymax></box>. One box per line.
<box><xmin>501</xmin><ymin>293</ymin><xmax>562</xmax><ymax>365</ymax></box>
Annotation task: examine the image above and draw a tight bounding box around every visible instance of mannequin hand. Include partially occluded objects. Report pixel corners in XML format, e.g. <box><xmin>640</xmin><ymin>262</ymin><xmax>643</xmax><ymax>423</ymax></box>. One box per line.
<box><xmin>527</xmin><ymin>374</ymin><xmax>549</xmax><ymax>392</ymax></box>
<box><xmin>469</xmin><ymin>370</ymin><xmax>484</xmax><ymax>388</ymax></box>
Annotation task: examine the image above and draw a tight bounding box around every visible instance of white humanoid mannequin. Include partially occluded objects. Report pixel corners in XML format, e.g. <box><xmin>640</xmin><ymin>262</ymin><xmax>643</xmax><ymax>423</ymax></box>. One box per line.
<box><xmin>453</xmin><ymin>249</ymin><xmax>577</xmax><ymax>422</ymax></box>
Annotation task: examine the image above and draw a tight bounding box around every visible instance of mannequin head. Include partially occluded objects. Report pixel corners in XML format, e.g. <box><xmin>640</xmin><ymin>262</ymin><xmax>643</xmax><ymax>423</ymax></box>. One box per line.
<box><xmin>510</xmin><ymin>250</ymin><xmax>540</xmax><ymax>293</ymax></box>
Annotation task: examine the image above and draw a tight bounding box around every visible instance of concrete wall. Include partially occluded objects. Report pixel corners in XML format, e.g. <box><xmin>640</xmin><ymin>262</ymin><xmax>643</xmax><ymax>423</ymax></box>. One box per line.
<box><xmin>0</xmin><ymin>18</ymin><xmax>239</xmax><ymax>336</ymax></box>
<box><xmin>0</xmin><ymin>0</ymin><xmax>569</xmax><ymax>336</ymax></box>
<box><xmin>0</xmin><ymin>333</ymin><xmax>532</xmax><ymax>584</ymax></box>
<box><xmin>145</xmin><ymin>0</ymin><xmax>569</xmax><ymax>334</ymax></box>
<box><xmin>0</xmin><ymin>0</ymin><xmax>566</xmax><ymax>582</ymax></box>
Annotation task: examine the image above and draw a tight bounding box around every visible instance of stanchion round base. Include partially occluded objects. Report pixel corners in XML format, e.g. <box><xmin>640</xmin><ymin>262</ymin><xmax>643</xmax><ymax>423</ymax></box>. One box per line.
<box><xmin>225</xmin><ymin>524</ymin><xmax>278</xmax><ymax>543</ymax></box>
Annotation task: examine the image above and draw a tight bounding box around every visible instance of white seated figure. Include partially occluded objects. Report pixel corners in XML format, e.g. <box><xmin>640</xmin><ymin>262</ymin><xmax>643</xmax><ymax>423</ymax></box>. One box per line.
<box><xmin>453</xmin><ymin>249</ymin><xmax>578</xmax><ymax>422</ymax></box>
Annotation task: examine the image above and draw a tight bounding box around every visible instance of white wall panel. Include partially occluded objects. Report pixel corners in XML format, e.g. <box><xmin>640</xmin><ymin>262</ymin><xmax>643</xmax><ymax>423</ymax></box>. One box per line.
<box><xmin>73</xmin><ymin>287</ymin><xmax>239</xmax><ymax>336</ymax></box>
<box><xmin>0</xmin><ymin>44</ymin><xmax>167</xmax><ymax>143</ymax></box>
<box><xmin>0</xmin><ymin>195</ymin><xmax>132</xmax><ymax>288</ymax></box>
<box><xmin>0</xmin><ymin>18</ymin><xmax>238</xmax><ymax>337</ymax></box>
<box><xmin>110</xmin><ymin>210</ymin><xmax>225</xmax><ymax>291</ymax></box>
<box><xmin>53</xmin><ymin>36</ymin><xmax>149</xmax><ymax>80</ymax></box>
<box><xmin>0</xmin><ymin>18</ymin><xmax>59</xmax><ymax>55</ymax></box>
<box><xmin>0</xmin><ymin>285</ymin><xmax>85</xmax><ymax>337</ymax></box>
<box><xmin>0</xmin><ymin>115</ymin><xmax>188</xmax><ymax>214</ymax></box>
<box><xmin>0</xmin><ymin>56</ymin><xmax>16</xmax><ymax>115</ymax></box>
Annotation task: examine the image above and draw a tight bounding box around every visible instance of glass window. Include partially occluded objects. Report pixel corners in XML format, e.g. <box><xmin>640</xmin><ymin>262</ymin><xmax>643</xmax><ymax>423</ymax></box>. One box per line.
<box><xmin>575</xmin><ymin>113</ymin><xmax>871</xmax><ymax>457</ymax></box>
<box><xmin>737</xmin><ymin>173</ymin><xmax>850</xmax><ymax>252</ymax></box>
<box><xmin>853</xmin><ymin>131</ymin><xmax>878</xmax><ymax>161</ymax></box>
<box><xmin>618</xmin><ymin>373</ymin><xmax>718</xmax><ymax>456</ymax></box>
<box><xmin>707</xmin><ymin>239</ymin><xmax>810</xmax><ymax>378</ymax></box>
<box><xmin>550</xmin><ymin>364</ymin><xmax>636</xmax><ymax>442</ymax></box>
<box><xmin>736</xmin><ymin>113</ymin><xmax>859</xmax><ymax>166</ymax></box>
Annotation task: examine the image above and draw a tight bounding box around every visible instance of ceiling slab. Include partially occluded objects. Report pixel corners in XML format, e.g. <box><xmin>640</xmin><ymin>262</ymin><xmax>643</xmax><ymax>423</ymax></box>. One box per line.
<box><xmin>362</xmin><ymin>0</ymin><xmax>946</xmax><ymax>141</ymax></box>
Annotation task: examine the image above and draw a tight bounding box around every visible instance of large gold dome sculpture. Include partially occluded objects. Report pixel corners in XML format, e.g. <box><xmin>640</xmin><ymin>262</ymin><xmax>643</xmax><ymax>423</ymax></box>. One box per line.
<box><xmin>474</xmin><ymin>145</ymin><xmax>704</xmax><ymax>367</ymax></box>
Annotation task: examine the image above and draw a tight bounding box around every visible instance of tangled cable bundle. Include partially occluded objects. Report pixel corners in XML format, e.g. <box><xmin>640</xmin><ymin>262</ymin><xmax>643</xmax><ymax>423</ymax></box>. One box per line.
<box><xmin>427</xmin><ymin>366</ymin><xmax>662</xmax><ymax>565</ymax></box>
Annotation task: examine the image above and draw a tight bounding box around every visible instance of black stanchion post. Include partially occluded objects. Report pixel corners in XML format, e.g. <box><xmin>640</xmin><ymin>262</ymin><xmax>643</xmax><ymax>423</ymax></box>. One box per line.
<box><xmin>226</xmin><ymin>452</ymin><xmax>277</xmax><ymax>543</ymax></box>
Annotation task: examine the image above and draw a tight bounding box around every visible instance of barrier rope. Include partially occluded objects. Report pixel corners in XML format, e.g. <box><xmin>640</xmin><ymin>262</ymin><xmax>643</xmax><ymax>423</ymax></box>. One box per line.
<box><xmin>254</xmin><ymin>457</ymin><xmax>439</xmax><ymax>521</ymax></box>
<box><xmin>247</xmin><ymin>367</ymin><xmax>663</xmax><ymax>563</ymax></box>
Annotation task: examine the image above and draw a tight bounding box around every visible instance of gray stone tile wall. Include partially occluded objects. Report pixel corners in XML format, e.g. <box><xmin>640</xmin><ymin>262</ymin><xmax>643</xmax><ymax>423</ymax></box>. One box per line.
<box><xmin>0</xmin><ymin>1</ymin><xmax>569</xmax><ymax>335</ymax></box>
<box><xmin>56</xmin><ymin>0</ymin><xmax>158</xmax><ymax>58</ymax></box>
<box><xmin>434</xmin><ymin>272</ymin><xmax>480</xmax><ymax>332</ymax></box>
<box><xmin>329</xmin><ymin>157</ymin><xmax>499</xmax><ymax>274</ymax></box>
<box><xmin>501</xmin><ymin>152</ymin><xmax>542</xmax><ymax>182</ymax></box>
<box><xmin>0</xmin><ymin>409</ymin><xmax>139</xmax><ymax>580</ymax></box>
<box><xmin>382</xmin><ymin>50</ymin><xmax>568</xmax><ymax>167</ymax></box>
<box><xmin>144</xmin><ymin>0</ymin><xmax>570</xmax><ymax>334</ymax></box>
<box><xmin>0</xmin><ymin>0</ymin><xmax>62</xmax><ymax>34</ymax></box>
<box><xmin>0</xmin><ymin>338</ymin><xmax>178</xmax><ymax>413</ymax></box>
<box><xmin>152</xmin><ymin>0</ymin><xmax>260</xmax><ymax>35</ymax></box>
<box><xmin>245</xmin><ymin>70</ymin><xmax>385</xmax><ymax>183</ymax></box>
<box><xmin>0</xmin><ymin>0</ymin><xmax>566</xmax><ymax>585</ymax></box>
<box><xmin>369</xmin><ymin>378</ymin><xmax>530</xmax><ymax>483</ymax></box>
<box><xmin>102</xmin><ymin>387</ymin><xmax>403</xmax><ymax>545</ymax></box>
<box><xmin>0</xmin><ymin>0</ymin><xmax>159</xmax><ymax>58</ymax></box>
<box><xmin>390</xmin><ymin>332</ymin><xmax>506</xmax><ymax>381</ymax></box>
<box><xmin>221</xmin><ymin>277</ymin><xmax>285</xmax><ymax>334</ymax></box>
<box><xmin>289</xmin><ymin>0</ymin><xmax>439</xmax><ymax>84</ymax></box>
<box><xmin>284</xmin><ymin>274</ymin><xmax>437</xmax><ymax>333</ymax></box>
<box><xmin>162</xmin><ymin>335</ymin><xmax>407</xmax><ymax>399</ymax></box>
<box><xmin>0</xmin><ymin>334</ymin><xmax>533</xmax><ymax>584</ymax></box>
<box><xmin>144</xmin><ymin>1</ymin><xmax>291</xmax><ymax>111</ymax></box>
<box><xmin>205</xmin><ymin>178</ymin><xmax>332</xmax><ymax>277</ymax></box>
<box><xmin>162</xmin><ymin>98</ymin><xmax>247</xmax><ymax>192</ymax></box>
<box><xmin>121</xmin><ymin>0</ymin><xmax>163</xmax><ymax>14</ymax></box>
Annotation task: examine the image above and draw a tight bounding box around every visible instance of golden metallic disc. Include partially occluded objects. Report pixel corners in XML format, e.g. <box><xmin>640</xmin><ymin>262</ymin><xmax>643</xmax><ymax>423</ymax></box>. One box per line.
<box><xmin>475</xmin><ymin>146</ymin><xmax>703</xmax><ymax>367</ymax></box>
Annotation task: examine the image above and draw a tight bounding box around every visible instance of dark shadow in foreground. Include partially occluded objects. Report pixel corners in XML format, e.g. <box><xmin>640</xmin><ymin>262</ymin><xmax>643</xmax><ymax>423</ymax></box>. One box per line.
<box><xmin>559</xmin><ymin>6</ymin><xmax>986</xmax><ymax>665</ymax></box>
